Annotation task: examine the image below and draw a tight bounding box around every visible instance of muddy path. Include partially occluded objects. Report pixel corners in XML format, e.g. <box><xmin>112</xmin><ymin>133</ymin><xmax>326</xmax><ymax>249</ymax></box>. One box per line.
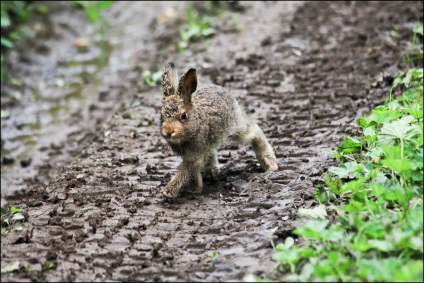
<box><xmin>1</xmin><ymin>1</ymin><xmax>423</xmax><ymax>282</ymax></box>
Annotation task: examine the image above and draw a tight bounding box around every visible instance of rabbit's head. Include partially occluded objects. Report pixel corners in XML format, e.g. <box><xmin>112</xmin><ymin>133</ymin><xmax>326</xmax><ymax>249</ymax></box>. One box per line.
<box><xmin>160</xmin><ymin>62</ymin><xmax>198</xmax><ymax>144</ymax></box>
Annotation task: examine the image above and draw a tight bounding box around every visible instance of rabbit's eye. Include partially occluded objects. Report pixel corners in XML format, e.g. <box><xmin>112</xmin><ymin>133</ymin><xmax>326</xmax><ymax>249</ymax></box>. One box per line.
<box><xmin>181</xmin><ymin>112</ymin><xmax>187</xmax><ymax>120</ymax></box>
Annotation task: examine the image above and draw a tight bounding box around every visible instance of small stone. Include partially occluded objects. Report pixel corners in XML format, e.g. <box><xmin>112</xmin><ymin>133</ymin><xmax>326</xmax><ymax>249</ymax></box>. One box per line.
<box><xmin>20</xmin><ymin>157</ymin><xmax>32</xmax><ymax>167</ymax></box>
<box><xmin>73</xmin><ymin>37</ymin><xmax>91</xmax><ymax>53</ymax></box>
<box><xmin>2</xmin><ymin>155</ymin><xmax>15</xmax><ymax>165</ymax></box>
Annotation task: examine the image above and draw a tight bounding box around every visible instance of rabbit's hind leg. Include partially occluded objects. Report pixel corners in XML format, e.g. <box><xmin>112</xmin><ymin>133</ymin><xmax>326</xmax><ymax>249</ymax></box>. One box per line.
<box><xmin>235</xmin><ymin>123</ymin><xmax>278</xmax><ymax>171</ymax></box>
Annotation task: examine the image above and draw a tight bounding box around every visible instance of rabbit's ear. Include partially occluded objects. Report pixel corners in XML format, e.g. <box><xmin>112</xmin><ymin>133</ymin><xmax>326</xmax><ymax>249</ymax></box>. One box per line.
<box><xmin>162</xmin><ymin>62</ymin><xmax>179</xmax><ymax>97</ymax></box>
<box><xmin>178</xmin><ymin>68</ymin><xmax>197</xmax><ymax>103</ymax></box>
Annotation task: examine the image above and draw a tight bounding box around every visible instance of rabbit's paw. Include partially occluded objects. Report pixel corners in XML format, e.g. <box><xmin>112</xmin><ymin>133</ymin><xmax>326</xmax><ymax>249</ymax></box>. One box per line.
<box><xmin>185</xmin><ymin>185</ymin><xmax>203</xmax><ymax>194</ymax></box>
<box><xmin>203</xmin><ymin>166</ymin><xmax>219</xmax><ymax>180</ymax></box>
<box><xmin>161</xmin><ymin>185</ymin><xmax>179</xmax><ymax>199</ymax></box>
<box><xmin>261</xmin><ymin>155</ymin><xmax>278</xmax><ymax>172</ymax></box>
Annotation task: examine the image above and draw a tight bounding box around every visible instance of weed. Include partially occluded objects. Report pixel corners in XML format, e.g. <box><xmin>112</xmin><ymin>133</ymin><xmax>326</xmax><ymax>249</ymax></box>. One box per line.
<box><xmin>42</xmin><ymin>262</ymin><xmax>55</xmax><ymax>271</ymax></box>
<box><xmin>1</xmin><ymin>206</ymin><xmax>26</xmax><ymax>236</ymax></box>
<box><xmin>406</xmin><ymin>21</ymin><xmax>423</xmax><ymax>65</ymax></box>
<box><xmin>178</xmin><ymin>3</ymin><xmax>216</xmax><ymax>52</ymax></box>
<box><xmin>73</xmin><ymin>1</ymin><xmax>114</xmax><ymax>65</ymax></box>
<box><xmin>268</xmin><ymin>25</ymin><xmax>423</xmax><ymax>282</ymax></box>
<box><xmin>1</xmin><ymin>261</ymin><xmax>21</xmax><ymax>273</ymax></box>
<box><xmin>206</xmin><ymin>250</ymin><xmax>219</xmax><ymax>263</ymax></box>
<box><xmin>142</xmin><ymin>69</ymin><xmax>162</xmax><ymax>87</ymax></box>
<box><xmin>0</xmin><ymin>1</ymin><xmax>49</xmax><ymax>83</ymax></box>
<box><xmin>211</xmin><ymin>250</ymin><xmax>219</xmax><ymax>260</ymax></box>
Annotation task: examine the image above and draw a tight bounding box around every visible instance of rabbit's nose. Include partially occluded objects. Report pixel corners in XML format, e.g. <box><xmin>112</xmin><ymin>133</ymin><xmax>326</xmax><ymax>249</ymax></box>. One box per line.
<box><xmin>163</xmin><ymin>129</ymin><xmax>174</xmax><ymax>138</ymax></box>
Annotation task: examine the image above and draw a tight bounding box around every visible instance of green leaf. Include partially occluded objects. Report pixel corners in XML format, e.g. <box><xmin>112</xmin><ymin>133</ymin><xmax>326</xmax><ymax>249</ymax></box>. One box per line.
<box><xmin>1</xmin><ymin>15</ymin><xmax>11</xmax><ymax>27</ymax></box>
<box><xmin>372</xmin><ymin>108</ymin><xmax>392</xmax><ymax>124</ymax></box>
<box><xmin>1</xmin><ymin>261</ymin><xmax>20</xmax><ymax>273</ymax></box>
<box><xmin>340</xmin><ymin>177</ymin><xmax>368</xmax><ymax>193</ymax></box>
<box><xmin>96</xmin><ymin>1</ymin><xmax>113</xmax><ymax>10</ymax></box>
<box><xmin>402</xmin><ymin>69</ymin><xmax>413</xmax><ymax>86</ymax></box>
<box><xmin>405</xmin><ymin>104</ymin><xmax>423</xmax><ymax>119</ymax></box>
<box><xmin>356</xmin><ymin>117</ymin><xmax>369</xmax><ymax>128</ymax></box>
<box><xmin>394</xmin><ymin>260</ymin><xmax>424</xmax><ymax>282</ymax></box>
<box><xmin>402</xmin><ymin>88</ymin><xmax>419</xmax><ymax>102</ymax></box>
<box><xmin>11</xmin><ymin>213</ymin><xmax>25</xmax><ymax>221</ymax></box>
<box><xmin>211</xmin><ymin>250</ymin><xmax>218</xmax><ymax>260</ymax></box>
<box><xmin>365</xmin><ymin>147</ymin><xmax>384</xmax><ymax>161</ymax></box>
<box><xmin>378</xmin><ymin>116</ymin><xmax>420</xmax><ymax>148</ymax></box>
<box><xmin>298</xmin><ymin>205</ymin><xmax>327</xmax><ymax>220</ymax></box>
<box><xmin>344</xmin><ymin>199</ymin><xmax>366</xmax><ymax>212</ymax></box>
<box><xmin>76</xmin><ymin>174</ymin><xmax>85</xmax><ymax>179</ymax></box>
<box><xmin>151</xmin><ymin>70</ymin><xmax>162</xmax><ymax>83</ymax></box>
<box><xmin>350</xmin><ymin>237</ymin><xmax>372</xmax><ymax>252</ymax></box>
<box><xmin>178</xmin><ymin>41</ymin><xmax>189</xmax><ymax>51</ymax></box>
<box><xmin>337</xmin><ymin>136</ymin><xmax>362</xmax><ymax>154</ymax></box>
<box><xmin>42</xmin><ymin>262</ymin><xmax>55</xmax><ymax>271</ymax></box>
<box><xmin>85</xmin><ymin>6</ymin><xmax>99</xmax><ymax>23</ymax></box>
<box><xmin>385</xmin><ymin>186</ymin><xmax>405</xmax><ymax>203</ymax></box>
<box><xmin>131</xmin><ymin>101</ymin><xmax>141</xmax><ymax>107</ymax></box>
<box><xmin>381</xmin><ymin>145</ymin><xmax>402</xmax><ymax>159</ymax></box>
<box><xmin>413</xmin><ymin>23</ymin><xmax>424</xmax><ymax>36</ymax></box>
<box><xmin>363</xmin><ymin>127</ymin><xmax>377</xmax><ymax>142</ymax></box>
<box><xmin>1</xmin><ymin>110</ymin><xmax>10</xmax><ymax>119</ymax></box>
<box><xmin>332</xmin><ymin>151</ymin><xmax>345</xmax><ymax>163</ymax></box>
<box><xmin>1</xmin><ymin>37</ymin><xmax>14</xmax><ymax>48</ymax></box>
<box><xmin>381</xmin><ymin>159</ymin><xmax>412</xmax><ymax>171</ymax></box>
<box><xmin>273</xmin><ymin>249</ymin><xmax>302</xmax><ymax>264</ymax></box>
<box><xmin>285</xmin><ymin>237</ymin><xmax>294</xmax><ymax>249</ymax></box>
<box><xmin>364</xmin><ymin>221</ymin><xmax>386</xmax><ymax>239</ymax></box>
<box><xmin>327</xmin><ymin>252</ymin><xmax>339</xmax><ymax>265</ymax></box>
<box><xmin>370</xmin><ymin>183</ymin><xmax>386</xmax><ymax>198</ymax></box>
<box><xmin>37</xmin><ymin>4</ymin><xmax>49</xmax><ymax>14</ymax></box>
<box><xmin>336</xmin><ymin>161</ymin><xmax>365</xmax><ymax>177</ymax></box>
<box><xmin>358</xmin><ymin>258</ymin><xmax>400</xmax><ymax>281</ymax></box>
<box><xmin>10</xmin><ymin>207</ymin><xmax>21</xmax><ymax>213</ymax></box>
<box><xmin>294</xmin><ymin>220</ymin><xmax>329</xmax><ymax>239</ymax></box>
<box><xmin>363</xmin><ymin>127</ymin><xmax>376</xmax><ymax>137</ymax></box>
<box><xmin>368</xmin><ymin>239</ymin><xmax>396</xmax><ymax>252</ymax></box>
<box><xmin>411</xmin><ymin>68</ymin><xmax>423</xmax><ymax>79</ymax></box>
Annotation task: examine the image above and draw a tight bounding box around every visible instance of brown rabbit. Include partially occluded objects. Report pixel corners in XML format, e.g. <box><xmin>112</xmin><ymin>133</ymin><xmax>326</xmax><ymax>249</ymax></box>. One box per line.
<box><xmin>160</xmin><ymin>62</ymin><xmax>278</xmax><ymax>199</ymax></box>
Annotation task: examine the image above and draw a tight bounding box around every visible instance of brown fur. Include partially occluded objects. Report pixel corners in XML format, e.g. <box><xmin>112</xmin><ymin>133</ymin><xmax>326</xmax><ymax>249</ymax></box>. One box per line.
<box><xmin>160</xmin><ymin>62</ymin><xmax>278</xmax><ymax>199</ymax></box>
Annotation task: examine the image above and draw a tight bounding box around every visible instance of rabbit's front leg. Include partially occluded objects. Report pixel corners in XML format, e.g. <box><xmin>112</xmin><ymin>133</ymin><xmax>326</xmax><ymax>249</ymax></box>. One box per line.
<box><xmin>203</xmin><ymin>149</ymin><xmax>219</xmax><ymax>180</ymax></box>
<box><xmin>161</xmin><ymin>162</ymin><xmax>203</xmax><ymax>198</ymax></box>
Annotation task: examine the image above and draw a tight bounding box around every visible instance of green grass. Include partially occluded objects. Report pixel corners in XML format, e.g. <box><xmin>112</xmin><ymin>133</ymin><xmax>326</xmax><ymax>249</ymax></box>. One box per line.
<box><xmin>251</xmin><ymin>24</ymin><xmax>423</xmax><ymax>283</ymax></box>
<box><xmin>177</xmin><ymin>2</ymin><xmax>217</xmax><ymax>52</ymax></box>
<box><xmin>1</xmin><ymin>1</ymin><xmax>49</xmax><ymax>83</ymax></box>
<box><xmin>73</xmin><ymin>1</ymin><xmax>114</xmax><ymax>65</ymax></box>
<box><xmin>0</xmin><ymin>1</ymin><xmax>114</xmax><ymax>83</ymax></box>
<box><xmin>1</xmin><ymin>206</ymin><xmax>26</xmax><ymax>236</ymax></box>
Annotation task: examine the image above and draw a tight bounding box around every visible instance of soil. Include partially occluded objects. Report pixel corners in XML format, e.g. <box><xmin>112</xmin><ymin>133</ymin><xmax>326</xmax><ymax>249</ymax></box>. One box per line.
<box><xmin>1</xmin><ymin>1</ymin><xmax>423</xmax><ymax>282</ymax></box>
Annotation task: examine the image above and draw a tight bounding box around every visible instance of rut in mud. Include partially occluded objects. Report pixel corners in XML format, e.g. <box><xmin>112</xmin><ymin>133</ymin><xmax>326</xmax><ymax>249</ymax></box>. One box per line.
<box><xmin>1</xmin><ymin>1</ymin><xmax>423</xmax><ymax>282</ymax></box>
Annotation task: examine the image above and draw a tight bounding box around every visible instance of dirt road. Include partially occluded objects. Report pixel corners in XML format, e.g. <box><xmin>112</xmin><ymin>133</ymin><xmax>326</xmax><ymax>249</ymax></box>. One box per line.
<box><xmin>1</xmin><ymin>1</ymin><xmax>422</xmax><ymax>281</ymax></box>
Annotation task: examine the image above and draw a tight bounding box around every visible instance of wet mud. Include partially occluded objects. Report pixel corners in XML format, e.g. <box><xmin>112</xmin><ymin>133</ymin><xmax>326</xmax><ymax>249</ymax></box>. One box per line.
<box><xmin>1</xmin><ymin>1</ymin><xmax>423</xmax><ymax>282</ymax></box>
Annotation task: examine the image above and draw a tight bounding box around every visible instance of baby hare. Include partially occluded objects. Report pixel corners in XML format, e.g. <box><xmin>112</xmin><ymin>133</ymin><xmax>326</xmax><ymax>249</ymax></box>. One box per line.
<box><xmin>160</xmin><ymin>62</ymin><xmax>278</xmax><ymax>199</ymax></box>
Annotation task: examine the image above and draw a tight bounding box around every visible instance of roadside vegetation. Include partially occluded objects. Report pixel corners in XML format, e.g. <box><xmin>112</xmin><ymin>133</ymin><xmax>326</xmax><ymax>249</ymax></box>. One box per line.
<box><xmin>1</xmin><ymin>1</ymin><xmax>48</xmax><ymax>83</ymax></box>
<box><xmin>0</xmin><ymin>1</ymin><xmax>113</xmax><ymax>84</ymax></box>
<box><xmin>251</xmin><ymin>22</ymin><xmax>423</xmax><ymax>282</ymax></box>
<box><xmin>142</xmin><ymin>1</ymin><xmax>229</xmax><ymax>87</ymax></box>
